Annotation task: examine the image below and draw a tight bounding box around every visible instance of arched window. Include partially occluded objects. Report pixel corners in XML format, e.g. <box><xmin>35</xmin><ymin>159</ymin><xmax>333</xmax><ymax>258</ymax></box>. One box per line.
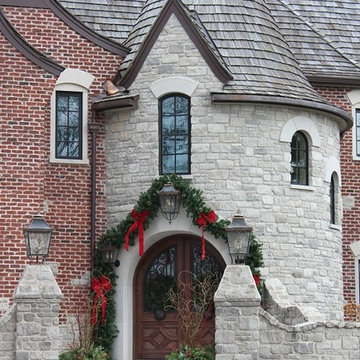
<box><xmin>159</xmin><ymin>94</ymin><xmax>190</xmax><ymax>174</ymax></box>
<box><xmin>290</xmin><ymin>131</ymin><xmax>309</xmax><ymax>185</ymax></box>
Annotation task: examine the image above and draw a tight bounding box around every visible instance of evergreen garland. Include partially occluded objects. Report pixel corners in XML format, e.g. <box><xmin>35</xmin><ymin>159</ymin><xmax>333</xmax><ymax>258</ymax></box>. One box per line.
<box><xmin>92</xmin><ymin>174</ymin><xmax>264</xmax><ymax>353</ymax></box>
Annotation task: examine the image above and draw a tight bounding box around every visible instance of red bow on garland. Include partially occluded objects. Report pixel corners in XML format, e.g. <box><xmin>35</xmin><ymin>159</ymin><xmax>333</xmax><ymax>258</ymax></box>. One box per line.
<box><xmin>91</xmin><ymin>275</ymin><xmax>111</xmax><ymax>326</ymax></box>
<box><xmin>196</xmin><ymin>210</ymin><xmax>217</xmax><ymax>260</ymax></box>
<box><xmin>124</xmin><ymin>209</ymin><xmax>149</xmax><ymax>256</ymax></box>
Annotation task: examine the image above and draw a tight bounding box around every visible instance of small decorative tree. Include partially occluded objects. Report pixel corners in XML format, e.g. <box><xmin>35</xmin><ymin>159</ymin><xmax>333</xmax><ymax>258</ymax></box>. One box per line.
<box><xmin>165</xmin><ymin>271</ymin><xmax>218</xmax><ymax>360</ymax></box>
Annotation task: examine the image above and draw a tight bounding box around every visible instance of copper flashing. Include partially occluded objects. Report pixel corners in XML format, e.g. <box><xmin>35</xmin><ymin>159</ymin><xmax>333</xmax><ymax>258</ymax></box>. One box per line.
<box><xmin>211</xmin><ymin>93</ymin><xmax>353</xmax><ymax>133</ymax></box>
<box><xmin>0</xmin><ymin>0</ymin><xmax>130</xmax><ymax>56</ymax></box>
<box><xmin>0</xmin><ymin>8</ymin><xmax>64</xmax><ymax>75</ymax></box>
<box><xmin>92</xmin><ymin>94</ymin><xmax>139</xmax><ymax>112</ymax></box>
<box><xmin>119</xmin><ymin>0</ymin><xmax>232</xmax><ymax>89</ymax></box>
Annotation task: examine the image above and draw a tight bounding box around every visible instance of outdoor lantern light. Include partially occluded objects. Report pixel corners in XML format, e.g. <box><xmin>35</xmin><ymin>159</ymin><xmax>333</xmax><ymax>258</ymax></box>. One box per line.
<box><xmin>158</xmin><ymin>183</ymin><xmax>181</xmax><ymax>224</ymax></box>
<box><xmin>98</xmin><ymin>244</ymin><xmax>120</xmax><ymax>267</ymax></box>
<box><xmin>226</xmin><ymin>213</ymin><xmax>252</xmax><ymax>264</ymax></box>
<box><xmin>23</xmin><ymin>214</ymin><xmax>53</xmax><ymax>264</ymax></box>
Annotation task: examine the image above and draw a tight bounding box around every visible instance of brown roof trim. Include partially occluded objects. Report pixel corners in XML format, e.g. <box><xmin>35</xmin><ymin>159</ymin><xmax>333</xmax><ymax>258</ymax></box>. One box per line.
<box><xmin>211</xmin><ymin>93</ymin><xmax>353</xmax><ymax>133</ymax></box>
<box><xmin>92</xmin><ymin>94</ymin><xmax>139</xmax><ymax>112</ymax></box>
<box><xmin>307</xmin><ymin>75</ymin><xmax>360</xmax><ymax>87</ymax></box>
<box><xmin>0</xmin><ymin>8</ymin><xmax>64</xmax><ymax>75</ymax></box>
<box><xmin>0</xmin><ymin>0</ymin><xmax>46</xmax><ymax>7</ymax></box>
<box><xmin>119</xmin><ymin>0</ymin><xmax>232</xmax><ymax>89</ymax></box>
<box><xmin>0</xmin><ymin>0</ymin><xmax>130</xmax><ymax>56</ymax></box>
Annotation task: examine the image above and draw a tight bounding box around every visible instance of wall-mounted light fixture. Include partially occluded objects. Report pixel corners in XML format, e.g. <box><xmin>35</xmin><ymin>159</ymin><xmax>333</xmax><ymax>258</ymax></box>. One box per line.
<box><xmin>23</xmin><ymin>214</ymin><xmax>53</xmax><ymax>263</ymax></box>
<box><xmin>226</xmin><ymin>213</ymin><xmax>252</xmax><ymax>264</ymax></box>
<box><xmin>158</xmin><ymin>183</ymin><xmax>181</xmax><ymax>224</ymax></box>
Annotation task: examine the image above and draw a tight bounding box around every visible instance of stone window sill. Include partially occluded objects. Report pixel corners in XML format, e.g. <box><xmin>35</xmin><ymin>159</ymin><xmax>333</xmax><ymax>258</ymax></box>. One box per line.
<box><xmin>330</xmin><ymin>224</ymin><xmax>341</xmax><ymax>231</ymax></box>
<box><xmin>290</xmin><ymin>184</ymin><xmax>315</xmax><ymax>191</ymax></box>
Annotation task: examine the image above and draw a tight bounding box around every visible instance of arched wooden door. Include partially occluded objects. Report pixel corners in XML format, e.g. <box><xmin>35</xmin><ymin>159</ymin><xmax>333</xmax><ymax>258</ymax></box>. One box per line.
<box><xmin>134</xmin><ymin>235</ymin><xmax>225</xmax><ymax>360</ymax></box>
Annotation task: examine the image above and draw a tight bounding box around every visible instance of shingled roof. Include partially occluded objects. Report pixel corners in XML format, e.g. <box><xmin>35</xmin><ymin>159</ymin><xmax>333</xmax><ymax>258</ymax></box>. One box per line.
<box><xmin>58</xmin><ymin>0</ymin><xmax>144</xmax><ymax>42</ymax></box>
<box><xmin>60</xmin><ymin>0</ymin><xmax>360</xmax><ymax>86</ymax></box>
<box><xmin>269</xmin><ymin>0</ymin><xmax>360</xmax><ymax>83</ymax></box>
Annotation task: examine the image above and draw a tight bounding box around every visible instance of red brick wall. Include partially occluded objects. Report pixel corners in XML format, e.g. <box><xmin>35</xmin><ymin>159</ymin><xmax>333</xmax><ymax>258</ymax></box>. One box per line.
<box><xmin>0</xmin><ymin>6</ymin><xmax>122</xmax><ymax>319</ymax></box>
<box><xmin>314</xmin><ymin>85</ymin><xmax>360</xmax><ymax>309</ymax></box>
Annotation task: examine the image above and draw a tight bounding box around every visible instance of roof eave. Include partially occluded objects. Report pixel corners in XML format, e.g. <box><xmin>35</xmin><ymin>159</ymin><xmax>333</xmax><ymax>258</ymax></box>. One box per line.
<box><xmin>211</xmin><ymin>93</ymin><xmax>353</xmax><ymax>134</ymax></box>
<box><xmin>0</xmin><ymin>8</ymin><xmax>64</xmax><ymax>75</ymax></box>
<box><xmin>307</xmin><ymin>75</ymin><xmax>360</xmax><ymax>87</ymax></box>
<box><xmin>0</xmin><ymin>0</ymin><xmax>130</xmax><ymax>56</ymax></box>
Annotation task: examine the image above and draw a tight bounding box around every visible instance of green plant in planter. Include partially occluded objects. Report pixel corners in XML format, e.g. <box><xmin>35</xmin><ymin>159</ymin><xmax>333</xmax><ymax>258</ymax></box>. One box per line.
<box><xmin>59</xmin><ymin>344</ymin><xmax>110</xmax><ymax>360</ymax></box>
<box><xmin>166</xmin><ymin>344</ymin><xmax>214</xmax><ymax>360</ymax></box>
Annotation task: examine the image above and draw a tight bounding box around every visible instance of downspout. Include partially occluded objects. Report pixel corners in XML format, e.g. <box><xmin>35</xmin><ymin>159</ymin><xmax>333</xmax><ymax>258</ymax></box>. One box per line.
<box><xmin>89</xmin><ymin>122</ymin><xmax>101</xmax><ymax>274</ymax></box>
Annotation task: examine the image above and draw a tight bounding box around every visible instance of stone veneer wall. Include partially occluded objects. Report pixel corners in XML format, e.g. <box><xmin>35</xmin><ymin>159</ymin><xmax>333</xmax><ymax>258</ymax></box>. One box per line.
<box><xmin>0</xmin><ymin>306</ymin><xmax>15</xmax><ymax>360</ymax></box>
<box><xmin>105</xmin><ymin>13</ymin><xmax>344</xmax><ymax>319</ymax></box>
<box><xmin>215</xmin><ymin>265</ymin><xmax>360</xmax><ymax>360</ymax></box>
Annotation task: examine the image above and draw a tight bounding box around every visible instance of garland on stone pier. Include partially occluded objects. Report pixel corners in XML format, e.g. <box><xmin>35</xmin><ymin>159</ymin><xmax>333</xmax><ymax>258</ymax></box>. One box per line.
<box><xmin>92</xmin><ymin>174</ymin><xmax>264</xmax><ymax>352</ymax></box>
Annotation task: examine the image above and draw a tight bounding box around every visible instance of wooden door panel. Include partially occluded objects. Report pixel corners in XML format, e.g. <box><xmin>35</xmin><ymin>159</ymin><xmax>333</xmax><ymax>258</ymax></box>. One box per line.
<box><xmin>142</xmin><ymin>322</ymin><xmax>179</xmax><ymax>357</ymax></box>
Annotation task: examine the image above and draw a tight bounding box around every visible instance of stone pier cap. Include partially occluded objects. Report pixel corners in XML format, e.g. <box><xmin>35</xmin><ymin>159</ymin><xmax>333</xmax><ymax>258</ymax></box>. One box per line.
<box><xmin>214</xmin><ymin>265</ymin><xmax>261</xmax><ymax>306</ymax></box>
<box><xmin>13</xmin><ymin>264</ymin><xmax>62</xmax><ymax>300</ymax></box>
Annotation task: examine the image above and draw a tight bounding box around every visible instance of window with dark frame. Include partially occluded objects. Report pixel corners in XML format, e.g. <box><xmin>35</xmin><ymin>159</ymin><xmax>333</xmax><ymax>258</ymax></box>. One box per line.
<box><xmin>159</xmin><ymin>94</ymin><xmax>190</xmax><ymax>175</ymax></box>
<box><xmin>330</xmin><ymin>173</ymin><xmax>336</xmax><ymax>225</ymax></box>
<box><xmin>55</xmin><ymin>91</ymin><xmax>82</xmax><ymax>159</ymax></box>
<box><xmin>356</xmin><ymin>109</ymin><xmax>360</xmax><ymax>157</ymax></box>
<box><xmin>290</xmin><ymin>131</ymin><xmax>308</xmax><ymax>185</ymax></box>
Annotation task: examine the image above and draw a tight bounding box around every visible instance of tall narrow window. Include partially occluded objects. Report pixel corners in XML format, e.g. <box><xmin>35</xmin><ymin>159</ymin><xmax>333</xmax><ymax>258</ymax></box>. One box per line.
<box><xmin>330</xmin><ymin>173</ymin><xmax>336</xmax><ymax>224</ymax></box>
<box><xmin>56</xmin><ymin>91</ymin><xmax>82</xmax><ymax>159</ymax></box>
<box><xmin>290</xmin><ymin>131</ymin><xmax>308</xmax><ymax>185</ymax></box>
<box><xmin>356</xmin><ymin>109</ymin><xmax>360</xmax><ymax>157</ymax></box>
<box><xmin>160</xmin><ymin>94</ymin><xmax>190</xmax><ymax>174</ymax></box>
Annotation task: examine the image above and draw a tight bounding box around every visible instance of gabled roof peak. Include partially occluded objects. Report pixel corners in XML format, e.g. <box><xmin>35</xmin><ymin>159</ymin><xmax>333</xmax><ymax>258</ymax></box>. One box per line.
<box><xmin>118</xmin><ymin>0</ymin><xmax>232</xmax><ymax>88</ymax></box>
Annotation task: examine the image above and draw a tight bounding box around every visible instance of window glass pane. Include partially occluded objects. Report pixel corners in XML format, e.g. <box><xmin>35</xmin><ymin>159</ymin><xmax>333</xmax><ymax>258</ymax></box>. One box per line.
<box><xmin>68</xmin><ymin>142</ymin><xmax>79</xmax><ymax>158</ymax></box>
<box><xmin>176</xmin><ymin>115</ymin><xmax>188</xmax><ymax>134</ymax></box>
<box><xmin>162</xmin><ymin>116</ymin><xmax>175</xmax><ymax>135</ymax></box>
<box><xmin>163</xmin><ymin>155</ymin><xmax>175</xmax><ymax>173</ymax></box>
<box><xmin>57</xmin><ymin>111</ymin><xmax>67</xmax><ymax>126</ymax></box>
<box><xmin>69</xmin><ymin>112</ymin><xmax>80</xmax><ymax>126</ymax></box>
<box><xmin>57</xmin><ymin>142</ymin><xmax>68</xmax><ymax>157</ymax></box>
<box><xmin>176</xmin><ymin>154</ymin><xmax>188</xmax><ymax>173</ymax></box>
<box><xmin>163</xmin><ymin>137</ymin><xmax>175</xmax><ymax>155</ymax></box>
<box><xmin>57</xmin><ymin>127</ymin><xmax>68</xmax><ymax>141</ymax></box>
<box><xmin>69</xmin><ymin>127</ymin><xmax>80</xmax><ymax>141</ymax></box>
<box><xmin>299</xmin><ymin>168</ymin><xmax>307</xmax><ymax>185</ymax></box>
<box><xmin>69</xmin><ymin>96</ymin><xmax>80</xmax><ymax>111</ymax></box>
<box><xmin>176</xmin><ymin>97</ymin><xmax>188</xmax><ymax>115</ymax></box>
<box><xmin>176</xmin><ymin>136</ymin><xmax>188</xmax><ymax>154</ymax></box>
<box><xmin>57</xmin><ymin>95</ymin><xmax>68</xmax><ymax>110</ymax></box>
<box><xmin>162</xmin><ymin>97</ymin><xmax>175</xmax><ymax>115</ymax></box>
<box><xmin>356</xmin><ymin>112</ymin><xmax>360</xmax><ymax>126</ymax></box>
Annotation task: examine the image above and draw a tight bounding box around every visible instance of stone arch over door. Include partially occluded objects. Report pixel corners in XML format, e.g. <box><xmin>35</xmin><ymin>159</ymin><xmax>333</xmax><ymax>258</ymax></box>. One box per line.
<box><xmin>134</xmin><ymin>234</ymin><xmax>226</xmax><ymax>360</ymax></box>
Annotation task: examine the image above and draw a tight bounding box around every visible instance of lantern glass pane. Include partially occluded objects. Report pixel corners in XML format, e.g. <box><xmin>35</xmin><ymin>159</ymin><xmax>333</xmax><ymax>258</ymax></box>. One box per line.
<box><xmin>27</xmin><ymin>232</ymin><xmax>51</xmax><ymax>257</ymax></box>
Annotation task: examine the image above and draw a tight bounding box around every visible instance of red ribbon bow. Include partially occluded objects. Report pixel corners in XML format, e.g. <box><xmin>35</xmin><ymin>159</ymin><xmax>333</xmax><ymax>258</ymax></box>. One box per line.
<box><xmin>91</xmin><ymin>275</ymin><xmax>111</xmax><ymax>326</ymax></box>
<box><xmin>253</xmin><ymin>273</ymin><xmax>260</xmax><ymax>287</ymax></box>
<box><xmin>196</xmin><ymin>210</ymin><xmax>217</xmax><ymax>260</ymax></box>
<box><xmin>124</xmin><ymin>209</ymin><xmax>149</xmax><ymax>256</ymax></box>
